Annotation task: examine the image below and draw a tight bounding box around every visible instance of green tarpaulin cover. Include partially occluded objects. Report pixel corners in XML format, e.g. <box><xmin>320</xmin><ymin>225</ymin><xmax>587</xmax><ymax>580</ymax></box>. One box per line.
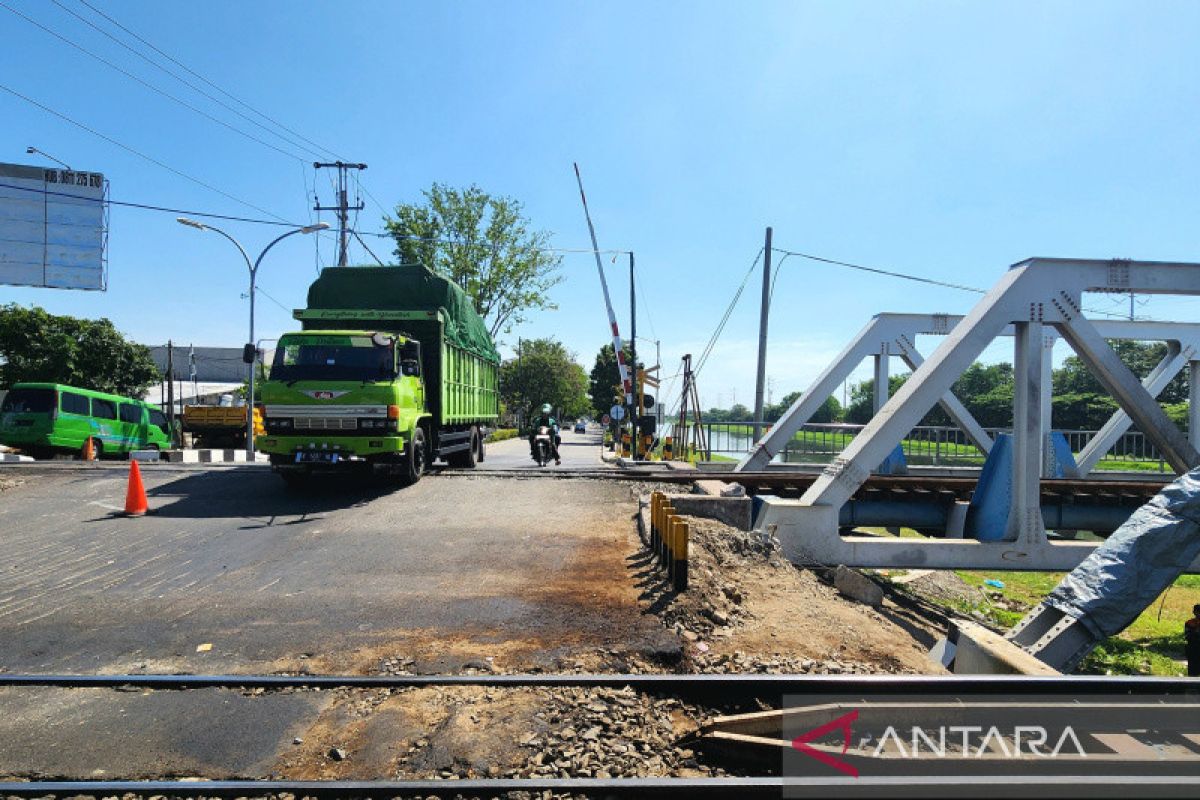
<box><xmin>305</xmin><ymin>265</ymin><xmax>499</xmax><ymax>364</ymax></box>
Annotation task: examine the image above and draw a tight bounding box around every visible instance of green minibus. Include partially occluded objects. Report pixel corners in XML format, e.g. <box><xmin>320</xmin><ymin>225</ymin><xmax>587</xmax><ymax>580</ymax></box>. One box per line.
<box><xmin>0</xmin><ymin>383</ymin><xmax>172</xmax><ymax>459</ymax></box>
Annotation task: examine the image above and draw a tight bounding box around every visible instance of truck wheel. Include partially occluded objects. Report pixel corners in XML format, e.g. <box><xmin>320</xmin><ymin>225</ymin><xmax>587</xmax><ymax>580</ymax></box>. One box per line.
<box><xmin>448</xmin><ymin>427</ymin><xmax>479</xmax><ymax>469</ymax></box>
<box><xmin>476</xmin><ymin>431</ymin><xmax>486</xmax><ymax>463</ymax></box>
<box><xmin>399</xmin><ymin>427</ymin><xmax>426</xmax><ymax>486</ymax></box>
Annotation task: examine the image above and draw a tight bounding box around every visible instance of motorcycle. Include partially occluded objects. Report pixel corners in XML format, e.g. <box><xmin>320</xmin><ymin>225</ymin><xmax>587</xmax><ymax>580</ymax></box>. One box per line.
<box><xmin>533</xmin><ymin>425</ymin><xmax>553</xmax><ymax>466</ymax></box>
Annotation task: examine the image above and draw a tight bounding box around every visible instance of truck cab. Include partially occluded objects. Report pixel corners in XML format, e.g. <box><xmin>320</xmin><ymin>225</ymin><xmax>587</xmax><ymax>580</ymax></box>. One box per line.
<box><xmin>257</xmin><ymin>330</ymin><xmax>430</xmax><ymax>485</ymax></box>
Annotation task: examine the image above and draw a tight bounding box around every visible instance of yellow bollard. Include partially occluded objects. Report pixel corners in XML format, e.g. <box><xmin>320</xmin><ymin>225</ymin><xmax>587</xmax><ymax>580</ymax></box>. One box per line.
<box><xmin>672</xmin><ymin>520</ymin><xmax>689</xmax><ymax>592</ymax></box>
<box><xmin>650</xmin><ymin>492</ymin><xmax>661</xmax><ymax>554</ymax></box>
<box><xmin>663</xmin><ymin>436</ymin><xmax>673</xmax><ymax>461</ymax></box>
<box><xmin>667</xmin><ymin>516</ymin><xmax>680</xmax><ymax>581</ymax></box>
<box><xmin>661</xmin><ymin>506</ymin><xmax>674</xmax><ymax>566</ymax></box>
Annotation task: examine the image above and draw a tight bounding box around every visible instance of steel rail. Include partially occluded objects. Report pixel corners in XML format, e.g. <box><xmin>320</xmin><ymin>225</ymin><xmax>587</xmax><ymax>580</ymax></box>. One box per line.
<box><xmin>0</xmin><ymin>672</ymin><xmax>1194</xmax><ymax>694</ymax></box>
<box><xmin>2</xmin><ymin>775</ymin><xmax>1197</xmax><ymax>798</ymax></box>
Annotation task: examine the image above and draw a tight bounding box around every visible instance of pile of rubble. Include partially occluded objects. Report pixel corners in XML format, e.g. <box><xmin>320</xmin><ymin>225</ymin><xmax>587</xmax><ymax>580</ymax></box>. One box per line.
<box><xmin>511</xmin><ymin>685</ymin><xmax>713</xmax><ymax>779</ymax></box>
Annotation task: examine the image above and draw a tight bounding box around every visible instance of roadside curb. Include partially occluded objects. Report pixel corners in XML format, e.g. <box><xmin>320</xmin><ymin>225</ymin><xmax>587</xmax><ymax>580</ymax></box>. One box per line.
<box><xmin>163</xmin><ymin>449</ymin><xmax>270</xmax><ymax>464</ymax></box>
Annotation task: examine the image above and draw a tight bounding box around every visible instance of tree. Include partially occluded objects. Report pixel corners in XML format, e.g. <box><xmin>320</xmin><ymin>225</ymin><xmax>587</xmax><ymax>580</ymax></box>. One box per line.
<box><xmin>587</xmin><ymin>343</ymin><xmax>634</xmax><ymax>419</ymax></box>
<box><xmin>1052</xmin><ymin>340</ymin><xmax>1188</xmax><ymax>429</ymax></box>
<box><xmin>0</xmin><ymin>304</ymin><xmax>159</xmax><ymax>397</ymax></box>
<box><xmin>500</xmin><ymin>338</ymin><xmax>589</xmax><ymax>426</ymax></box>
<box><xmin>386</xmin><ymin>183</ymin><xmax>563</xmax><ymax>337</ymax></box>
<box><xmin>764</xmin><ymin>390</ymin><xmax>842</xmax><ymax>423</ymax></box>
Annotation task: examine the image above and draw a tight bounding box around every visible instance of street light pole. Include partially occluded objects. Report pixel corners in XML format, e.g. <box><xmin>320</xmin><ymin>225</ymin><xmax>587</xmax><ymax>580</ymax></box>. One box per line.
<box><xmin>177</xmin><ymin>217</ymin><xmax>329</xmax><ymax>457</ymax></box>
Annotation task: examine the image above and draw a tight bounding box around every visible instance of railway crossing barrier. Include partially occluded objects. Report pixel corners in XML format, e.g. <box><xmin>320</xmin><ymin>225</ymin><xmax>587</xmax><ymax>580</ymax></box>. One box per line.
<box><xmin>650</xmin><ymin>491</ymin><xmax>689</xmax><ymax>591</ymax></box>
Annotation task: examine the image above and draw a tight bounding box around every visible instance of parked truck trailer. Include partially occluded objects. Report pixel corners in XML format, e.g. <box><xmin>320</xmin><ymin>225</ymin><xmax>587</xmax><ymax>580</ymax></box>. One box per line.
<box><xmin>255</xmin><ymin>265</ymin><xmax>500</xmax><ymax>486</ymax></box>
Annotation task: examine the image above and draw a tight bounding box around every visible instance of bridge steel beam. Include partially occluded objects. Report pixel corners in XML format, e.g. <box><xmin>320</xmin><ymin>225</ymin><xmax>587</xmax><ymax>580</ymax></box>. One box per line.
<box><xmin>754</xmin><ymin>257</ymin><xmax>1200</xmax><ymax>571</ymax></box>
<box><xmin>735</xmin><ymin>314</ymin><xmax>996</xmax><ymax>472</ymax></box>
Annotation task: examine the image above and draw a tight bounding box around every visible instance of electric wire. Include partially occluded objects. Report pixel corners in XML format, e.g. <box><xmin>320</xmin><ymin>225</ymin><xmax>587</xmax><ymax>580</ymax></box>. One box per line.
<box><xmin>353</xmin><ymin>229</ymin><xmax>387</xmax><ymax>267</ymax></box>
<box><xmin>769</xmin><ymin>246</ymin><xmax>1132</xmax><ymax>319</ymax></box>
<box><xmin>0</xmin><ymin>1</ymin><xmax>308</xmax><ymax>165</ymax></box>
<box><xmin>0</xmin><ymin>180</ymin><xmax>300</xmax><ymax>227</ymax></box>
<box><xmin>48</xmin><ymin>0</ymin><xmax>328</xmax><ymax>162</ymax></box>
<box><xmin>0</xmin><ymin>82</ymin><xmax>290</xmax><ymax>221</ymax></box>
<box><xmin>73</xmin><ymin>0</ymin><xmax>345</xmax><ymax>162</ymax></box>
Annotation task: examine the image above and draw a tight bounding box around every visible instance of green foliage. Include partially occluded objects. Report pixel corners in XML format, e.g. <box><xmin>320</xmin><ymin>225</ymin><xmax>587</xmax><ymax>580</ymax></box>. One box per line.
<box><xmin>0</xmin><ymin>304</ymin><xmax>160</xmax><ymax>397</ymax></box>
<box><xmin>385</xmin><ymin>183</ymin><xmax>563</xmax><ymax>337</ymax></box>
<box><xmin>842</xmin><ymin>344</ymin><xmax>1188</xmax><ymax>433</ymax></box>
<box><xmin>500</xmin><ymin>338</ymin><xmax>589</xmax><ymax>423</ymax></box>
<box><xmin>701</xmin><ymin>391</ymin><xmax>842</xmax><ymax>424</ymax></box>
<box><xmin>485</xmin><ymin>427</ymin><xmax>519</xmax><ymax>443</ymax></box>
<box><xmin>1052</xmin><ymin>340</ymin><xmax>1188</xmax><ymax>430</ymax></box>
<box><xmin>587</xmin><ymin>343</ymin><xmax>634</xmax><ymax>419</ymax></box>
<box><xmin>845</xmin><ymin>374</ymin><xmax>910</xmax><ymax>424</ymax></box>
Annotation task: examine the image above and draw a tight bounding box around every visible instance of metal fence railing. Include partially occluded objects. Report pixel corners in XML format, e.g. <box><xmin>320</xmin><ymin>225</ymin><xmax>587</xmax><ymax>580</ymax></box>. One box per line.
<box><xmin>680</xmin><ymin>421</ymin><xmax>1170</xmax><ymax>472</ymax></box>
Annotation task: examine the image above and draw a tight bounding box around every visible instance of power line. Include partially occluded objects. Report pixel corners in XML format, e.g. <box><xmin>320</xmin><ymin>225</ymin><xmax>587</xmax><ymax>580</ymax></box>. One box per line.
<box><xmin>695</xmin><ymin>248</ymin><xmax>763</xmax><ymax>376</ymax></box>
<box><xmin>0</xmin><ymin>81</ymin><xmax>289</xmax><ymax>221</ymax></box>
<box><xmin>352</xmin><ymin>230</ymin><xmax>387</xmax><ymax>267</ymax></box>
<box><xmin>48</xmin><ymin>0</ymin><xmax>327</xmax><ymax>162</ymax></box>
<box><xmin>0</xmin><ymin>1</ymin><xmax>308</xmax><ymax>165</ymax></box>
<box><xmin>0</xmin><ymin>180</ymin><xmax>302</xmax><ymax>227</ymax></box>
<box><xmin>73</xmin><ymin>0</ymin><xmax>345</xmax><ymax>163</ymax></box>
<box><xmin>770</xmin><ymin>246</ymin><xmax>1133</xmax><ymax>320</ymax></box>
<box><xmin>771</xmin><ymin>246</ymin><xmax>986</xmax><ymax>295</ymax></box>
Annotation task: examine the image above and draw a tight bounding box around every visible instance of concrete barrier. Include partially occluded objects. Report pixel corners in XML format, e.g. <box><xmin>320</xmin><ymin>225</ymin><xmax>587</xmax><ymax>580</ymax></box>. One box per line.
<box><xmin>941</xmin><ymin>619</ymin><xmax>1061</xmax><ymax>675</ymax></box>
<box><xmin>164</xmin><ymin>449</ymin><xmax>263</xmax><ymax>464</ymax></box>
<box><xmin>669</xmin><ymin>494</ymin><xmax>753</xmax><ymax>531</ymax></box>
<box><xmin>0</xmin><ymin>453</ymin><xmax>34</xmax><ymax>463</ymax></box>
<box><xmin>129</xmin><ymin>450</ymin><xmax>161</xmax><ymax>463</ymax></box>
<box><xmin>833</xmin><ymin>565</ymin><xmax>884</xmax><ymax>607</ymax></box>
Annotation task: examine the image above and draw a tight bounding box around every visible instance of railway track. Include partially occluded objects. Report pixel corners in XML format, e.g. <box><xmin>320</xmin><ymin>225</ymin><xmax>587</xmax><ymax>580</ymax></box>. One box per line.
<box><xmin>1</xmin><ymin>673</ymin><xmax>1197</xmax><ymax>797</ymax></box>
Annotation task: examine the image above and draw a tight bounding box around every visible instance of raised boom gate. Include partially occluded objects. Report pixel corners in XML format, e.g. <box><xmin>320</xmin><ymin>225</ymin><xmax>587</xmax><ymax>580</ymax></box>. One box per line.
<box><xmin>750</xmin><ymin>257</ymin><xmax>1200</xmax><ymax>571</ymax></box>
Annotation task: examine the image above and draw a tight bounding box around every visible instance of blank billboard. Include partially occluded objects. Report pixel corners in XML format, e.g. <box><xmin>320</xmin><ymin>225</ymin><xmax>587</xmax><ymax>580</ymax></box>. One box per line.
<box><xmin>0</xmin><ymin>162</ymin><xmax>108</xmax><ymax>291</ymax></box>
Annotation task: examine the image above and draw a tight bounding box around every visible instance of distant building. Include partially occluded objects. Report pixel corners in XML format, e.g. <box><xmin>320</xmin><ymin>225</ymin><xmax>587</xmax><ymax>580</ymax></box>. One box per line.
<box><xmin>143</xmin><ymin>344</ymin><xmax>276</xmax><ymax>409</ymax></box>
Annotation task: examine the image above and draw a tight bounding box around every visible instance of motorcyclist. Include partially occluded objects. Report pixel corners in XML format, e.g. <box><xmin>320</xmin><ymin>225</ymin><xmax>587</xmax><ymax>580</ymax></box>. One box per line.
<box><xmin>529</xmin><ymin>403</ymin><xmax>561</xmax><ymax>465</ymax></box>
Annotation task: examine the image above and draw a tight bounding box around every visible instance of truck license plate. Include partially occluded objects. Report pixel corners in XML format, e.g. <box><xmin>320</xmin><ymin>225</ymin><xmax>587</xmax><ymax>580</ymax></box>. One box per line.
<box><xmin>295</xmin><ymin>451</ymin><xmax>339</xmax><ymax>464</ymax></box>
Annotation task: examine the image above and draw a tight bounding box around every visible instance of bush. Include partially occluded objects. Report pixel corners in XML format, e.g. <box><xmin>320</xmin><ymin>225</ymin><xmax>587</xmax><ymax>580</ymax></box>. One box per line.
<box><xmin>486</xmin><ymin>427</ymin><xmax>518</xmax><ymax>443</ymax></box>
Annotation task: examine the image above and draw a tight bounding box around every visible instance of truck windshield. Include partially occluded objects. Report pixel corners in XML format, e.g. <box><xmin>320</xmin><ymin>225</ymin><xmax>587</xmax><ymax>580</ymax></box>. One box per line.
<box><xmin>1</xmin><ymin>388</ymin><xmax>55</xmax><ymax>414</ymax></box>
<box><xmin>270</xmin><ymin>338</ymin><xmax>396</xmax><ymax>383</ymax></box>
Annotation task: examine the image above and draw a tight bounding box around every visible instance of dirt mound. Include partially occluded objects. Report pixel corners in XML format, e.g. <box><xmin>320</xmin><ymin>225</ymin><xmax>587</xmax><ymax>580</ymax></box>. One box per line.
<box><xmin>636</xmin><ymin>502</ymin><xmax>944</xmax><ymax>675</ymax></box>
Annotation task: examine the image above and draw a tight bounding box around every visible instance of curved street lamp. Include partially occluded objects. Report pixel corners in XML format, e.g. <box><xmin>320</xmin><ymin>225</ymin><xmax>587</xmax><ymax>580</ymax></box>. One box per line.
<box><xmin>177</xmin><ymin>217</ymin><xmax>329</xmax><ymax>456</ymax></box>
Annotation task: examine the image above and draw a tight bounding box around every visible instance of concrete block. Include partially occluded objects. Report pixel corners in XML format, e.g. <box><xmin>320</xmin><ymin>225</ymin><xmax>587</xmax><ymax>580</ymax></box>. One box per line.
<box><xmin>222</xmin><ymin>449</ymin><xmax>248</xmax><ymax>463</ymax></box>
<box><xmin>694</xmin><ymin>480</ymin><xmax>728</xmax><ymax>496</ymax></box>
<box><xmin>833</xmin><ymin>565</ymin><xmax>884</xmax><ymax>607</ymax></box>
<box><xmin>0</xmin><ymin>453</ymin><xmax>34</xmax><ymax>463</ymax></box>
<box><xmin>164</xmin><ymin>449</ymin><xmax>201</xmax><ymax>463</ymax></box>
<box><xmin>670</xmin><ymin>494</ymin><xmax>753</xmax><ymax>531</ymax></box>
<box><xmin>947</xmin><ymin>619</ymin><xmax>1060</xmax><ymax>675</ymax></box>
<box><xmin>197</xmin><ymin>449</ymin><xmax>219</xmax><ymax>463</ymax></box>
<box><xmin>129</xmin><ymin>450</ymin><xmax>161</xmax><ymax>463</ymax></box>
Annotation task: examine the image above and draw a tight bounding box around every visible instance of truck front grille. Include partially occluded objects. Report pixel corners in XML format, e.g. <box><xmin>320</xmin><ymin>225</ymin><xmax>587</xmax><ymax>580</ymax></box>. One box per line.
<box><xmin>294</xmin><ymin>417</ymin><xmax>358</xmax><ymax>431</ymax></box>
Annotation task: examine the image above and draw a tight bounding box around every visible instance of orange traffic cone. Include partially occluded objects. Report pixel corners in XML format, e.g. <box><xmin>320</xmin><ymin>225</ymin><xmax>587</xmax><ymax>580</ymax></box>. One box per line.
<box><xmin>83</xmin><ymin>436</ymin><xmax>95</xmax><ymax>461</ymax></box>
<box><xmin>123</xmin><ymin>460</ymin><xmax>149</xmax><ymax>517</ymax></box>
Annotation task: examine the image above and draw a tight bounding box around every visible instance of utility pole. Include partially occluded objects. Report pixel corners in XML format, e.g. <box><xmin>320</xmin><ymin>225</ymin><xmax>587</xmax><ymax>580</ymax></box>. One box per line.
<box><xmin>313</xmin><ymin>161</ymin><xmax>367</xmax><ymax>266</ymax></box>
<box><xmin>752</xmin><ymin>226</ymin><xmax>773</xmax><ymax>442</ymax></box>
<box><xmin>630</xmin><ymin>252</ymin><xmax>637</xmax><ymax>459</ymax></box>
<box><xmin>165</xmin><ymin>340</ymin><xmax>176</xmax><ymax>448</ymax></box>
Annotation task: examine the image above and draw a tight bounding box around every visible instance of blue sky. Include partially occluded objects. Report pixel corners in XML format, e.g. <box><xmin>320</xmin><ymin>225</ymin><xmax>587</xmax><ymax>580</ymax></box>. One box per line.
<box><xmin>2</xmin><ymin>1</ymin><xmax>1199</xmax><ymax>410</ymax></box>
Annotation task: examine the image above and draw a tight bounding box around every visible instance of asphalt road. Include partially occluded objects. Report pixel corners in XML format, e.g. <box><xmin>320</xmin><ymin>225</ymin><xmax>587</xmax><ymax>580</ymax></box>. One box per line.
<box><xmin>481</xmin><ymin>425</ymin><xmax>610</xmax><ymax>470</ymax></box>
<box><xmin>0</xmin><ymin>438</ymin><xmax>646</xmax><ymax>676</ymax></box>
<box><xmin>0</xmin><ymin>427</ymin><xmax>660</xmax><ymax>777</ymax></box>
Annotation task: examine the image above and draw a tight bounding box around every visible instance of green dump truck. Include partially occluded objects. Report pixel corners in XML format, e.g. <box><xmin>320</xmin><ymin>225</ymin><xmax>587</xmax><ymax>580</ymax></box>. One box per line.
<box><xmin>256</xmin><ymin>265</ymin><xmax>500</xmax><ymax>486</ymax></box>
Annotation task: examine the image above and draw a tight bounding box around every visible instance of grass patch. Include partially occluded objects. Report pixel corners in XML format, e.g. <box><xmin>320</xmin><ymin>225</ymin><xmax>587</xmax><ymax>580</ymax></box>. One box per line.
<box><xmin>950</xmin><ymin>569</ymin><xmax>1198</xmax><ymax>675</ymax></box>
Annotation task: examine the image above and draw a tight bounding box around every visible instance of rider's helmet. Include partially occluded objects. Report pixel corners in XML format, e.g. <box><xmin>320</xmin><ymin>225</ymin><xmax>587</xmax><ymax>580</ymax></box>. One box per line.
<box><xmin>542</xmin><ymin>404</ymin><xmax>552</xmax><ymax>415</ymax></box>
